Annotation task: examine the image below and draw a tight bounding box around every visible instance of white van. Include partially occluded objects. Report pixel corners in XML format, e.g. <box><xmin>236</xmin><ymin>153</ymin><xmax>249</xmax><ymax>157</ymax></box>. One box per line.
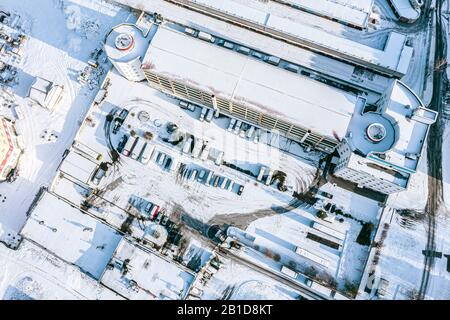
<box><xmin>199</xmin><ymin>107</ymin><xmax>208</xmax><ymax>122</ymax></box>
<box><xmin>257</xmin><ymin>166</ymin><xmax>266</xmax><ymax>182</ymax></box>
<box><xmin>140</xmin><ymin>144</ymin><xmax>155</xmax><ymax>165</ymax></box>
<box><xmin>233</xmin><ymin>120</ymin><xmax>242</xmax><ymax>135</ymax></box>
<box><xmin>130</xmin><ymin>138</ymin><xmax>145</xmax><ymax>160</ymax></box>
<box><xmin>122</xmin><ymin>136</ymin><xmax>137</xmax><ymax>157</ymax></box>
<box><xmin>205</xmin><ymin>108</ymin><xmax>214</xmax><ymax>122</ymax></box>
<box><xmin>246</xmin><ymin>126</ymin><xmax>255</xmax><ymax>139</ymax></box>
<box><xmin>183</xmin><ymin>137</ymin><xmax>193</xmax><ymax>154</ymax></box>
<box><xmin>228</xmin><ymin>118</ymin><xmax>236</xmax><ymax>132</ymax></box>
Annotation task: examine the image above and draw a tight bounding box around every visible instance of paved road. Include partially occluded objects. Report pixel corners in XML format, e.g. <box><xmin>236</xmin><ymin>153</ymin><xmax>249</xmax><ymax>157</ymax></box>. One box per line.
<box><xmin>418</xmin><ymin>0</ymin><xmax>448</xmax><ymax>300</ymax></box>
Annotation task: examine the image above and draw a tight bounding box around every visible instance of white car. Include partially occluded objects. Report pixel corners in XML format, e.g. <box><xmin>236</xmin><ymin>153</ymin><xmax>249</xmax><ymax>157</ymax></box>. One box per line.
<box><xmin>228</xmin><ymin>118</ymin><xmax>236</xmax><ymax>132</ymax></box>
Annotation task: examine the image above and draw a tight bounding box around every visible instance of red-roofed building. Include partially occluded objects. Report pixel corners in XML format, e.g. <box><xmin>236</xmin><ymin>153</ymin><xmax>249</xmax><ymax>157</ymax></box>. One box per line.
<box><xmin>0</xmin><ymin>117</ymin><xmax>21</xmax><ymax>181</ymax></box>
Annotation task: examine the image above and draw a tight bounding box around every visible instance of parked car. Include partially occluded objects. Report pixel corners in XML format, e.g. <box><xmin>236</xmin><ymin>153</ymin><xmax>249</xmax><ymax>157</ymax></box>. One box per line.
<box><xmin>117</xmin><ymin>134</ymin><xmax>128</xmax><ymax>153</ymax></box>
<box><xmin>92</xmin><ymin>167</ymin><xmax>106</xmax><ymax>185</ymax></box>
<box><xmin>227</xmin><ymin>118</ymin><xmax>236</xmax><ymax>132</ymax></box>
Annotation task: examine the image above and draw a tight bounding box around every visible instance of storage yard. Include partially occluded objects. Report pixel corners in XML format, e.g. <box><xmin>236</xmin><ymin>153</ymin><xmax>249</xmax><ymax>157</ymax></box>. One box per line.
<box><xmin>0</xmin><ymin>0</ymin><xmax>448</xmax><ymax>302</ymax></box>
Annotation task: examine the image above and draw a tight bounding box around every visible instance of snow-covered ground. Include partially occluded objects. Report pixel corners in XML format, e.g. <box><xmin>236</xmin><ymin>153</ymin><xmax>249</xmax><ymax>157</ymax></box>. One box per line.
<box><xmin>201</xmin><ymin>257</ymin><xmax>302</xmax><ymax>300</ymax></box>
<box><xmin>0</xmin><ymin>239</ymin><xmax>122</xmax><ymax>300</ymax></box>
<box><xmin>244</xmin><ymin>184</ymin><xmax>383</xmax><ymax>291</ymax></box>
<box><xmin>0</xmin><ymin>0</ymin><xmax>132</xmax><ymax>239</ymax></box>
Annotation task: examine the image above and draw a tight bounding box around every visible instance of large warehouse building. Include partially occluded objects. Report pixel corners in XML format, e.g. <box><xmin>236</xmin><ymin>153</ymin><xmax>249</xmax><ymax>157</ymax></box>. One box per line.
<box><xmin>0</xmin><ymin>117</ymin><xmax>21</xmax><ymax>182</ymax></box>
<box><xmin>142</xmin><ymin>26</ymin><xmax>361</xmax><ymax>153</ymax></box>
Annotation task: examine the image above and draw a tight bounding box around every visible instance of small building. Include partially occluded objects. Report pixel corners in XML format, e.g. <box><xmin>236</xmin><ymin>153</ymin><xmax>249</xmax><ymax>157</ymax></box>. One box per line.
<box><xmin>100</xmin><ymin>239</ymin><xmax>195</xmax><ymax>300</ymax></box>
<box><xmin>28</xmin><ymin>77</ymin><xmax>64</xmax><ymax>110</ymax></box>
<box><xmin>0</xmin><ymin>117</ymin><xmax>21</xmax><ymax>181</ymax></box>
<box><xmin>387</xmin><ymin>0</ymin><xmax>422</xmax><ymax>23</ymax></box>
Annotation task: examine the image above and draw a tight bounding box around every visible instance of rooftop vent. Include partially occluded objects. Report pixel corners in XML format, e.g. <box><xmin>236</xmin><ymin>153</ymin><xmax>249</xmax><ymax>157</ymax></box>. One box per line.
<box><xmin>115</xmin><ymin>33</ymin><xmax>134</xmax><ymax>51</ymax></box>
<box><xmin>366</xmin><ymin>123</ymin><xmax>386</xmax><ymax>143</ymax></box>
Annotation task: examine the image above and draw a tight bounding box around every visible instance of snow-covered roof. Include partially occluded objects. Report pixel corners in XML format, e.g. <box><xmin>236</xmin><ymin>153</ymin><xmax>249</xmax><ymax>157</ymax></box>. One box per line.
<box><xmin>28</xmin><ymin>77</ymin><xmax>52</xmax><ymax>106</ymax></box>
<box><xmin>186</xmin><ymin>0</ymin><xmax>412</xmax><ymax>76</ymax></box>
<box><xmin>100</xmin><ymin>239</ymin><xmax>195</xmax><ymax>300</ymax></box>
<box><xmin>28</xmin><ymin>77</ymin><xmax>63</xmax><ymax>109</ymax></box>
<box><xmin>59</xmin><ymin>151</ymin><xmax>98</xmax><ymax>184</ymax></box>
<box><xmin>285</xmin><ymin>0</ymin><xmax>374</xmax><ymax>28</ymax></box>
<box><xmin>21</xmin><ymin>192</ymin><xmax>122</xmax><ymax>280</ymax></box>
<box><xmin>389</xmin><ymin>0</ymin><xmax>421</xmax><ymax>21</ymax></box>
<box><xmin>143</xmin><ymin>26</ymin><xmax>358</xmax><ymax>140</ymax></box>
<box><xmin>104</xmin><ymin>23</ymin><xmax>148</xmax><ymax>63</ymax></box>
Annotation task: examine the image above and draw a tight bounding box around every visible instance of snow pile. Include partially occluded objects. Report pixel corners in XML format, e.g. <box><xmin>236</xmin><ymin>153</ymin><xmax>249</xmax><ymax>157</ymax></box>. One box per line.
<box><xmin>63</xmin><ymin>4</ymin><xmax>101</xmax><ymax>41</ymax></box>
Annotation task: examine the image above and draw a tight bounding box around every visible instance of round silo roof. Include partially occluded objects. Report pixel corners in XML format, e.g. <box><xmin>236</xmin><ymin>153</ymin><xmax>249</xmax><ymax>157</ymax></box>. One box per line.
<box><xmin>104</xmin><ymin>24</ymin><xmax>147</xmax><ymax>63</ymax></box>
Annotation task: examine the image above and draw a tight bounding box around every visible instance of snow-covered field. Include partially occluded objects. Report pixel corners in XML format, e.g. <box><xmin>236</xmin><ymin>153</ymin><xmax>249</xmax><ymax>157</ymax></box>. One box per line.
<box><xmin>0</xmin><ymin>240</ymin><xmax>122</xmax><ymax>300</ymax></box>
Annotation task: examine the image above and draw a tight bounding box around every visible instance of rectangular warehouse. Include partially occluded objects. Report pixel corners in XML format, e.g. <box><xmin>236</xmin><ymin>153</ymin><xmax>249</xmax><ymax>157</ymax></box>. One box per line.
<box><xmin>184</xmin><ymin>0</ymin><xmax>412</xmax><ymax>77</ymax></box>
<box><xmin>142</xmin><ymin>27</ymin><xmax>362</xmax><ymax>152</ymax></box>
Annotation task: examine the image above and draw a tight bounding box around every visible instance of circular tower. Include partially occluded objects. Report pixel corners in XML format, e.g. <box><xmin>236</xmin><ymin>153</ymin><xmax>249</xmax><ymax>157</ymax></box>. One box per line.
<box><xmin>104</xmin><ymin>24</ymin><xmax>148</xmax><ymax>82</ymax></box>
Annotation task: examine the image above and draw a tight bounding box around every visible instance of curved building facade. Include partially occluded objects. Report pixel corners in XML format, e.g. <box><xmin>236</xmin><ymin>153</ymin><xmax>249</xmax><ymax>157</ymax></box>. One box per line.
<box><xmin>104</xmin><ymin>24</ymin><xmax>148</xmax><ymax>82</ymax></box>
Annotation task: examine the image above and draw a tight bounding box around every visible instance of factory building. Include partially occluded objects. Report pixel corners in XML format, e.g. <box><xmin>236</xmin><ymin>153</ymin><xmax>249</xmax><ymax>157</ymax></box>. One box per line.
<box><xmin>106</xmin><ymin>21</ymin><xmax>435</xmax><ymax>194</ymax></box>
<box><xmin>331</xmin><ymin>81</ymin><xmax>436</xmax><ymax>194</ymax></box>
<box><xmin>104</xmin><ymin>23</ymin><xmax>149</xmax><ymax>82</ymax></box>
<box><xmin>142</xmin><ymin>26</ymin><xmax>361</xmax><ymax>153</ymax></box>
<box><xmin>0</xmin><ymin>117</ymin><xmax>21</xmax><ymax>181</ymax></box>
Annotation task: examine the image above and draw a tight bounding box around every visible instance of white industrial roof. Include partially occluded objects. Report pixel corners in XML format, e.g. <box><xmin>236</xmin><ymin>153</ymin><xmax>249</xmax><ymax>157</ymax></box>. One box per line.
<box><xmin>189</xmin><ymin>0</ymin><xmax>412</xmax><ymax>75</ymax></box>
<box><xmin>144</xmin><ymin>27</ymin><xmax>358</xmax><ymax>140</ymax></box>
<box><xmin>285</xmin><ymin>0</ymin><xmax>374</xmax><ymax>28</ymax></box>
<box><xmin>21</xmin><ymin>192</ymin><xmax>122</xmax><ymax>279</ymax></box>
<box><xmin>28</xmin><ymin>77</ymin><xmax>52</xmax><ymax>106</ymax></box>
<box><xmin>104</xmin><ymin>24</ymin><xmax>148</xmax><ymax>63</ymax></box>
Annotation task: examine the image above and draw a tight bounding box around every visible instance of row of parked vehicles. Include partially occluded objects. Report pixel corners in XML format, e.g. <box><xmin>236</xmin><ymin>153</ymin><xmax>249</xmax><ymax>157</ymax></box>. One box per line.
<box><xmin>118</xmin><ymin>133</ymin><xmax>180</xmax><ymax>172</ymax></box>
<box><xmin>180</xmin><ymin>166</ymin><xmax>244</xmax><ymax>195</ymax></box>
<box><xmin>227</xmin><ymin>118</ymin><xmax>260</xmax><ymax>143</ymax></box>
<box><xmin>119</xmin><ymin>134</ymin><xmax>154</xmax><ymax>164</ymax></box>
<box><xmin>180</xmin><ymin>99</ymin><xmax>261</xmax><ymax>144</ymax></box>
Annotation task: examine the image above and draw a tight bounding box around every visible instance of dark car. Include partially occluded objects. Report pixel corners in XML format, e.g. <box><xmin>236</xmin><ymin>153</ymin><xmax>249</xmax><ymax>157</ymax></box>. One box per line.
<box><xmin>237</xmin><ymin>185</ymin><xmax>244</xmax><ymax>196</ymax></box>
<box><xmin>116</xmin><ymin>134</ymin><xmax>128</xmax><ymax>153</ymax></box>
